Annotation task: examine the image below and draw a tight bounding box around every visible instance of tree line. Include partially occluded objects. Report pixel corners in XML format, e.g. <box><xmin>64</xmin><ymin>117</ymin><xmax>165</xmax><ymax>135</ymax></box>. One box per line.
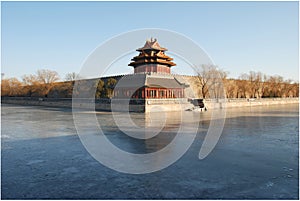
<box><xmin>1</xmin><ymin>69</ymin><xmax>118</xmax><ymax>98</ymax></box>
<box><xmin>1</xmin><ymin>67</ymin><xmax>299</xmax><ymax>99</ymax></box>
<box><xmin>197</xmin><ymin>65</ymin><xmax>299</xmax><ymax>99</ymax></box>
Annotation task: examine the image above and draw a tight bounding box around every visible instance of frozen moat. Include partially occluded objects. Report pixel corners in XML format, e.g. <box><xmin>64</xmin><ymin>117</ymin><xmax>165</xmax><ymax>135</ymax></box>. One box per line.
<box><xmin>1</xmin><ymin>103</ymin><xmax>299</xmax><ymax>199</ymax></box>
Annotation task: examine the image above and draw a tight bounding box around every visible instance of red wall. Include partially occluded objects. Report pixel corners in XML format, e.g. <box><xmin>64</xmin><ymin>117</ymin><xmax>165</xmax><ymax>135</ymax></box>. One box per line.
<box><xmin>134</xmin><ymin>64</ymin><xmax>170</xmax><ymax>74</ymax></box>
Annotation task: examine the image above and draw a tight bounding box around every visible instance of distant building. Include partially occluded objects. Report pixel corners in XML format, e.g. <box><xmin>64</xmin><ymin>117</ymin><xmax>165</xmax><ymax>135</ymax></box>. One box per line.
<box><xmin>111</xmin><ymin>38</ymin><xmax>194</xmax><ymax>112</ymax></box>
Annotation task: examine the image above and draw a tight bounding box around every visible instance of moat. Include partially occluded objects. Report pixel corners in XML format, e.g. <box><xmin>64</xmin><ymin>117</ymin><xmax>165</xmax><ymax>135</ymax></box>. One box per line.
<box><xmin>1</xmin><ymin>103</ymin><xmax>299</xmax><ymax>199</ymax></box>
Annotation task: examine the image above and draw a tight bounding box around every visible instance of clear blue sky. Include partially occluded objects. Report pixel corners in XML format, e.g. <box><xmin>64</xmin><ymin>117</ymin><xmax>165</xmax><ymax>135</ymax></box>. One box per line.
<box><xmin>2</xmin><ymin>1</ymin><xmax>299</xmax><ymax>81</ymax></box>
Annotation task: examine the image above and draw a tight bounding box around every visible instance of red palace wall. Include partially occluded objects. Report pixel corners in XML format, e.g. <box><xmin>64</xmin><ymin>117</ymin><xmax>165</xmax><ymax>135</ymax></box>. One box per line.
<box><xmin>113</xmin><ymin>87</ymin><xmax>184</xmax><ymax>99</ymax></box>
<box><xmin>134</xmin><ymin>64</ymin><xmax>170</xmax><ymax>74</ymax></box>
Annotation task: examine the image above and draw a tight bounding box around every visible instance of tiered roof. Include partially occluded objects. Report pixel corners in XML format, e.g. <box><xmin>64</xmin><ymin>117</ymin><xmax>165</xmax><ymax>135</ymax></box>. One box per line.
<box><xmin>114</xmin><ymin>73</ymin><xmax>187</xmax><ymax>89</ymax></box>
<box><xmin>129</xmin><ymin>38</ymin><xmax>176</xmax><ymax>68</ymax></box>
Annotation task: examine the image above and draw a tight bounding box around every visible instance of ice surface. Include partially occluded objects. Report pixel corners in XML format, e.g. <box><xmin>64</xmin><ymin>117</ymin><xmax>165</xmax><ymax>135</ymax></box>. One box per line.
<box><xmin>1</xmin><ymin>103</ymin><xmax>299</xmax><ymax>199</ymax></box>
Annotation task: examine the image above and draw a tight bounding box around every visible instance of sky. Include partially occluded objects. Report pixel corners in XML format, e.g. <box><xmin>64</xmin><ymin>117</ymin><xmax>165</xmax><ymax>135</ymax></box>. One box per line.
<box><xmin>1</xmin><ymin>1</ymin><xmax>299</xmax><ymax>81</ymax></box>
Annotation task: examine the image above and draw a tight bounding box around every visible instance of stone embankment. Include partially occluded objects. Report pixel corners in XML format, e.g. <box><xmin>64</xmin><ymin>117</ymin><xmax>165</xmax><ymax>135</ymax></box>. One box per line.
<box><xmin>1</xmin><ymin>97</ymin><xmax>299</xmax><ymax>111</ymax></box>
<box><xmin>1</xmin><ymin>97</ymin><xmax>146</xmax><ymax>112</ymax></box>
<box><xmin>204</xmin><ymin>98</ymin><xmax>299</xmax><ymax>109</ymax></box>
<box><xmin>2</xmin><ymin>97</ymin><xmax>72</xmax><ymax>108</ymax></box>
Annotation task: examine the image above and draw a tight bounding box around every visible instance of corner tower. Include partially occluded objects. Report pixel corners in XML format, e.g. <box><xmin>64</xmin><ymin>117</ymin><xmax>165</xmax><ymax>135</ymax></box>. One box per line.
<box><xmin>129</xmin><ymin>38</ymin><xmax>176</xmax><ymax>74</ymax></box>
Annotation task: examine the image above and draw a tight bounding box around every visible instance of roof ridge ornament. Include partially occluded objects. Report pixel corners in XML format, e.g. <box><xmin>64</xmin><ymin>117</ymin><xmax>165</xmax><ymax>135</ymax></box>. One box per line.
<box><xmin>136</xmin><ymin>38</ymin><xmax>168</xmax><ymax>52</ymax></box>
<box><xmin>150</xmin><ymin>37</ymin><xmax>157</xmax><ymax>43</ymax></box>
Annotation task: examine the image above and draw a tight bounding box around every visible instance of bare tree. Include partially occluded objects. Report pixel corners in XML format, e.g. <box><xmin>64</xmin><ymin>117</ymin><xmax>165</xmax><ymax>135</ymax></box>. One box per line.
<box><xmin>22</xmin><ymin>69</ymin><xmax>59</xmax><ymax>85</ymax></box>
<box><xmin>21</xmin><ymin>69</ymin><xmax>60</xmax><ymax>97</ymax></box>
<box><xmin>246</xmin><ymin>71</ymin><xmax>264</xmax><ymax>98</ymax></box>
<box><xmin>258</xmin><ymin>73</ymin><xmax>268</xmax><ymax>98</ymax></box>
<box><xmin>22</xmin><ymin>74</ymin><xmax>39</xmax><ymax>85</ymax></box>
<box><xmin>37</xmin><ymin>69</ymin><xmax>60</xmax><ymax>84</ymax></box>
<box><xmin>237</xmin><ymin>74</ymin><xmax>249</xmax><ymax>98</ymax></box>
<box><xmin>281</xmin><ymin>79</ymin><xmax>295</xmax><ymax>97</ymax></box>
<box><xmin>196</xmin><ymin>64</ymin><xmax>227</xmax><ymax>99</ymax></box>
<box><xmin>237</xmin><ymin>72</ymin><xmax>273</xmax><ymax>98</ymax></box>
<box><xmin>1</xmin><ymin>77</ymin><xmax>22</xmax><ymax>96</ymax></box>
<box><xmin>268</xmin><ymin>75</ymin><xmax>284</xmax><ymax>97</ymax></box>
<box><xmin>291</xmin><ymin>82</ymin><xmax>299</xmax><ymax>97</ymax></box>
<box><xmin>224</xmin><ymin>79</ymin><xmax>236</xmax><ymax>98</ymax></box>
<box><xmin>65</xmin><ymin>72</ymin><xmax>79</xmax><ymax>81</ymax></box>
<box><xmin>21</xmin><ymin>74</ymin><xmax>41</xmax><ymax>96</ymax></box>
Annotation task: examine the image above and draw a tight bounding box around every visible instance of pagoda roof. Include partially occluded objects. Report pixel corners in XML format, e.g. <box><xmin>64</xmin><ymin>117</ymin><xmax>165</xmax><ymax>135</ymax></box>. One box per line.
<box><xmin>129</xmin><ymin>39</ymin><xmax>176</xmax><ymax>69</ymax></box>
<box><xmin>132</xmin><ymin>51</ymin><xmax>173</xmax><ymax>60</ymax></box>
<box><xmin>128</xmin><ymin>59</ymin><xmax>176</xmax><ymax>67</ymax></box>
<box><xmin>136</xmin><ymin>38</ymin><xmax>167</xmax><ymax>51</ymax></box>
